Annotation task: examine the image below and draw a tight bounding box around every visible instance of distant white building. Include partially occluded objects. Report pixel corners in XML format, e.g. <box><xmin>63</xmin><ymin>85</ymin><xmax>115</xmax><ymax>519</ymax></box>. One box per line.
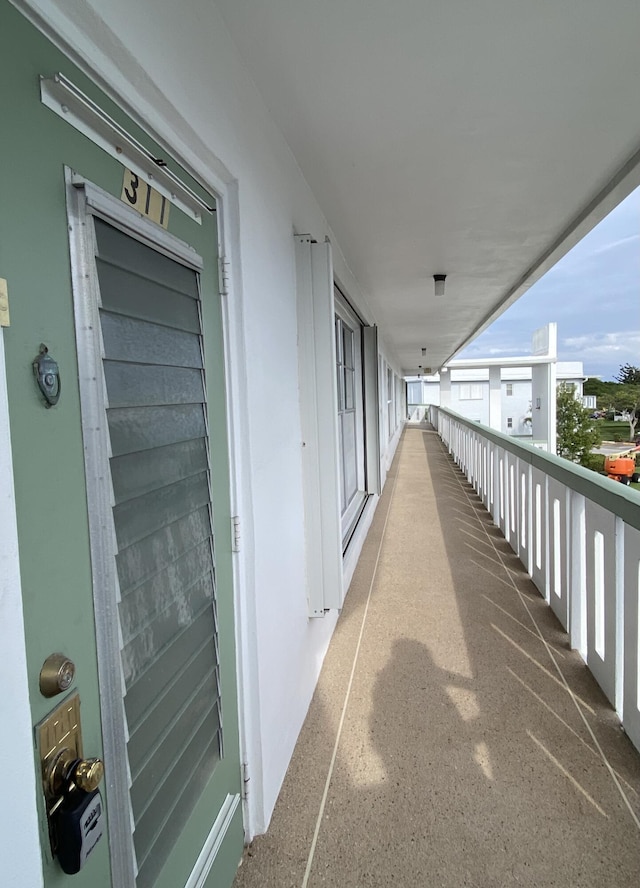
<box><xmin>406</xmin><ymin>324</ymin><xmax>586</xmax><ymax>453</ymax></box>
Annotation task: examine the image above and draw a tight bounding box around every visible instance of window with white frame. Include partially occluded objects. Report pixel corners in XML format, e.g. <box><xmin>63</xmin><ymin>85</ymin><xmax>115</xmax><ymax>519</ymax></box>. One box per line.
<box><xmin>507</xmin><ymin>417</ymin><xmax>513</xmax><ymax>429</ymax></box>
<box><xmin>335</xmin><ymin>306</ymin><xmax>363</xmax><ymax>524</ymax></box>
<box><xmin>458</xmin><ymin>383</ymin><xmax>483</xmax><ymax>400</ymax></box>
<box><xmin>335</xmin><ymin>288</ymin><xmax>380</xmax><ymax>548</ymax></box>
<box><xmin>506</xmin><ymin>382</ymin><xmax>513</xmax><ymax>396</ymax></box>
<box><xmin>296</xmin><ymin>237</ymin><xmax>381</xmax><ymax>614</ymax></box>
<box><xmin>407</xmin><ymin>381</ymin><xmax>422</xmax><ymax>404</ymax></box>
<box><xmin>387</xmin><ymin>365</ymin><xmax>394</xmax><ymax>439</ymax></box>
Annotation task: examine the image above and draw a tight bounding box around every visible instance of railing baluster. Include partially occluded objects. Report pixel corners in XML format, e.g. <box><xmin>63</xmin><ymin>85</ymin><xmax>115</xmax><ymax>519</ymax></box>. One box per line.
<box><xmin>569</xmin><ymin>491</ymin><xmax>587</xmax><ymax>657</ymax></box>
<box><xmin>622</xmin><ymin>526</ymin><xmax>640</xmax><ymax>749</ymax></box>
<box><xmin>615</xmin><ymin>516</ymin><xmax>624</xmax><ymax>718</ymax></box>
<box><xmin>429</xmin><ymin>405</ymin><xmax>640</xmax><ymax>752</ymax></box>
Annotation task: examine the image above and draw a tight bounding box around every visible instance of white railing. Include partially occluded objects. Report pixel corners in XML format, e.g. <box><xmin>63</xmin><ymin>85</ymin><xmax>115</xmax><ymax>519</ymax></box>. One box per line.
<box><xmin>407</xmin><ymin>404</ymin><xmax>430</xmax><ymax>423</ymax></box>
<box><xmin>430</xmin><ymin>405</ymin><xmax>640</xmax><ymax>753</ymax></box>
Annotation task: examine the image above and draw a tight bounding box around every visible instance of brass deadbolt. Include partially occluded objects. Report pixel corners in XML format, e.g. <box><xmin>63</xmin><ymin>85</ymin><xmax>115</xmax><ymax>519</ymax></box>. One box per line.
<box><xmin>40</xmin><ymin>653</ymin><xmax>76</xmax><ymax>698</ymax></box>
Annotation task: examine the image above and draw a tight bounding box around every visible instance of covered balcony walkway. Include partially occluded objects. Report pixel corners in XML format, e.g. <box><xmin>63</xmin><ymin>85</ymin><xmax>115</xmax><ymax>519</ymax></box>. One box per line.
<box><xmin>233</xmin><ymin>424</ymin><xmax>640</xmax><ymax>888</ymax></box>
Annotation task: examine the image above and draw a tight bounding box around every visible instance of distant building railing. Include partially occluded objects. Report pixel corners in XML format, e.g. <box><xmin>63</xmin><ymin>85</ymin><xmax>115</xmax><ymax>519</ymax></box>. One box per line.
<box><xmin>429</xmin><ymin>405</ymin><xmax>640</xmax><ymax>753</ymax></box>
<box><xmin>407</xmin><ymin>404</ymin><xmax>427</xmax><ymax>423</ymax></box>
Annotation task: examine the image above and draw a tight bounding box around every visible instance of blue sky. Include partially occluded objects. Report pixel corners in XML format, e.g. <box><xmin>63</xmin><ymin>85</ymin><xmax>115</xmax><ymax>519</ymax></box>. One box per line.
<box><xmin>458</xmin><ymin>187</ymin><xmax>640</xmax><ymax>380</ymax></box>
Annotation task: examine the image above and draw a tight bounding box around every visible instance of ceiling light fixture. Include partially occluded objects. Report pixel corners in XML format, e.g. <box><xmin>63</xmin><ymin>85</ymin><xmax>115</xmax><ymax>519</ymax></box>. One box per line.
<box><xmin>434</xmin><ymin>274</ymin><xmax>446</xmax><ymax>297</ymax></box>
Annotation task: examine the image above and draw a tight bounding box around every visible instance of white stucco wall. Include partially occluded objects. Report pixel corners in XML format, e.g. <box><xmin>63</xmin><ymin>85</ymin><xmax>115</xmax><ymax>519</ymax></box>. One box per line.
<box><xmin>408</xmin><ymin>362</ymin><xmax>583</xmax><ymax>445</ymax></box>
<box><xmin>450</xmin><ymin>380</ymin><xmax>490</xmax><ymax>424</ymax></box>
<box><xmin>17</xmin><ymin>0</ymin><xmax>403</xmax><ymax>838</ymax></box>
<box><xmin>502</xmin><ymin>381</ymin><xmax>532</xmax><ymax>436</ymax></box>
<box><xmin>0</xmin><ymin>333</ymin><xmax>44</xmax><ymax>887</ymax></box>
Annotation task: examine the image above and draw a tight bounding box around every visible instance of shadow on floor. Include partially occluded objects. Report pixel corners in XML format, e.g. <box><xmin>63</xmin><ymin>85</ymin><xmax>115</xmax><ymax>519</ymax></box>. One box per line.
<box><xmin>233</xmin><ymin>427</ymin><xmax>640</xmax><ymax>888</ymax></box>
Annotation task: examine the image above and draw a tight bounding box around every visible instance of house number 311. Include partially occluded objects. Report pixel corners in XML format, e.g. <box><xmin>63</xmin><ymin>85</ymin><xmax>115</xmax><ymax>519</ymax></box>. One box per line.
<box><xmin>121</xmin><ymin>169</ymin><xmax>170</xmax><ymax>229</ymax></box>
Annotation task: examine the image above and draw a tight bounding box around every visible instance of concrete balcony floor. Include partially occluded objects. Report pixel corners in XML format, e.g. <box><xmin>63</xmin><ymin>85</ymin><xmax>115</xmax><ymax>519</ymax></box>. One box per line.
<box><xmin>233</xmin><ymin>425</ymin><xmax>640</xmax><ymax>888</ymax></box>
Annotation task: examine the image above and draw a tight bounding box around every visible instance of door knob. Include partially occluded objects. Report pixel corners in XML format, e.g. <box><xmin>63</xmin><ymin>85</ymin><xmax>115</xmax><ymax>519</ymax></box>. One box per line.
<box><xmin>38</xmin><ymin>693</ymin><xmax>106</xmax><ymax>871</ymax></box>
<box><xmin>46</xmin><ymin>749</ymin><xmax>104</xmax><ymax>799</ymax></box>
<box><xmin>73</xmin><ymin>758</ymin><xmax>104</xmax><ymax>793</ymax></box>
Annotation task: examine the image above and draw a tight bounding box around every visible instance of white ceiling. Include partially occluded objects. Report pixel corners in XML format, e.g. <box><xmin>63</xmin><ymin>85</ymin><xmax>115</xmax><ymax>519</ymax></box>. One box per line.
<box><xmin>215</xmin><ymin>1</ymin><xmax>640</xmax><ymax>373</ymax></box>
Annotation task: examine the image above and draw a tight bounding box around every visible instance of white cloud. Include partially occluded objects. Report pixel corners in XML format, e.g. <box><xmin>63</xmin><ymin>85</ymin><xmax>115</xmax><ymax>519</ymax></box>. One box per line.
<box><xmin>593</xmin><ymin>234</ymin><xmax>640</xmax><ymax>255</ymax></box>
<box><xmin>561</xmin><ymin>331</ymin><xmax>640</xmax><ymax>357</ymax></box>
<box><xmin>458</xmin><ymin>185</ymin><xmax>640</xmax><ymax>381</ymax></box>
<box><xmin>485</xmin><ymin>346</ymin><xmax>524</xmax><ymax>356</ymax></box>
<box><xmin>459</xmin><ymin>344</ymin><xmax>526</xmax><ymax>359</ymax></box>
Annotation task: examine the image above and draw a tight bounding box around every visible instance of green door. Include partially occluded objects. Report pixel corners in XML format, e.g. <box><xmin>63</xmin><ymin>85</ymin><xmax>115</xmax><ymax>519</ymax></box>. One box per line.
<box><xmin>0</xmin><ymin>4</ymin><xmax>243</xmax><ymax>887</ymax></box>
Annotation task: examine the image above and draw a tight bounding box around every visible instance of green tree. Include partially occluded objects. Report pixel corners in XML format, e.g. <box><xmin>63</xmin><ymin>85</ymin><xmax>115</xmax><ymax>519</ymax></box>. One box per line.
<box><xmin>611</xmin><ymin>383</ymin><xmax>640</xmax><ymax>441</ymax></box>
<box><xmin>584</xmin><ymin>366</ymin><xmax>640</xmax><ymax>440</ymax></box>
<box><xmin>583</xmin><ymin>377</ymin><xmax>616</xmax><ymax>403</ymax></box>
<box><xmin>611</xmin><ymin>364</ymin><xmax>640</xmax><ymax>440</ymax></box>
<box><xmin>556</xmin><ymin>383</ymin><xmax>601</xmax><ymax>464</ymax></box>
<box><xmin>615</xmin><ymin>363</ymin><xmax>640</xmax><ymax>385</ymax></box>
